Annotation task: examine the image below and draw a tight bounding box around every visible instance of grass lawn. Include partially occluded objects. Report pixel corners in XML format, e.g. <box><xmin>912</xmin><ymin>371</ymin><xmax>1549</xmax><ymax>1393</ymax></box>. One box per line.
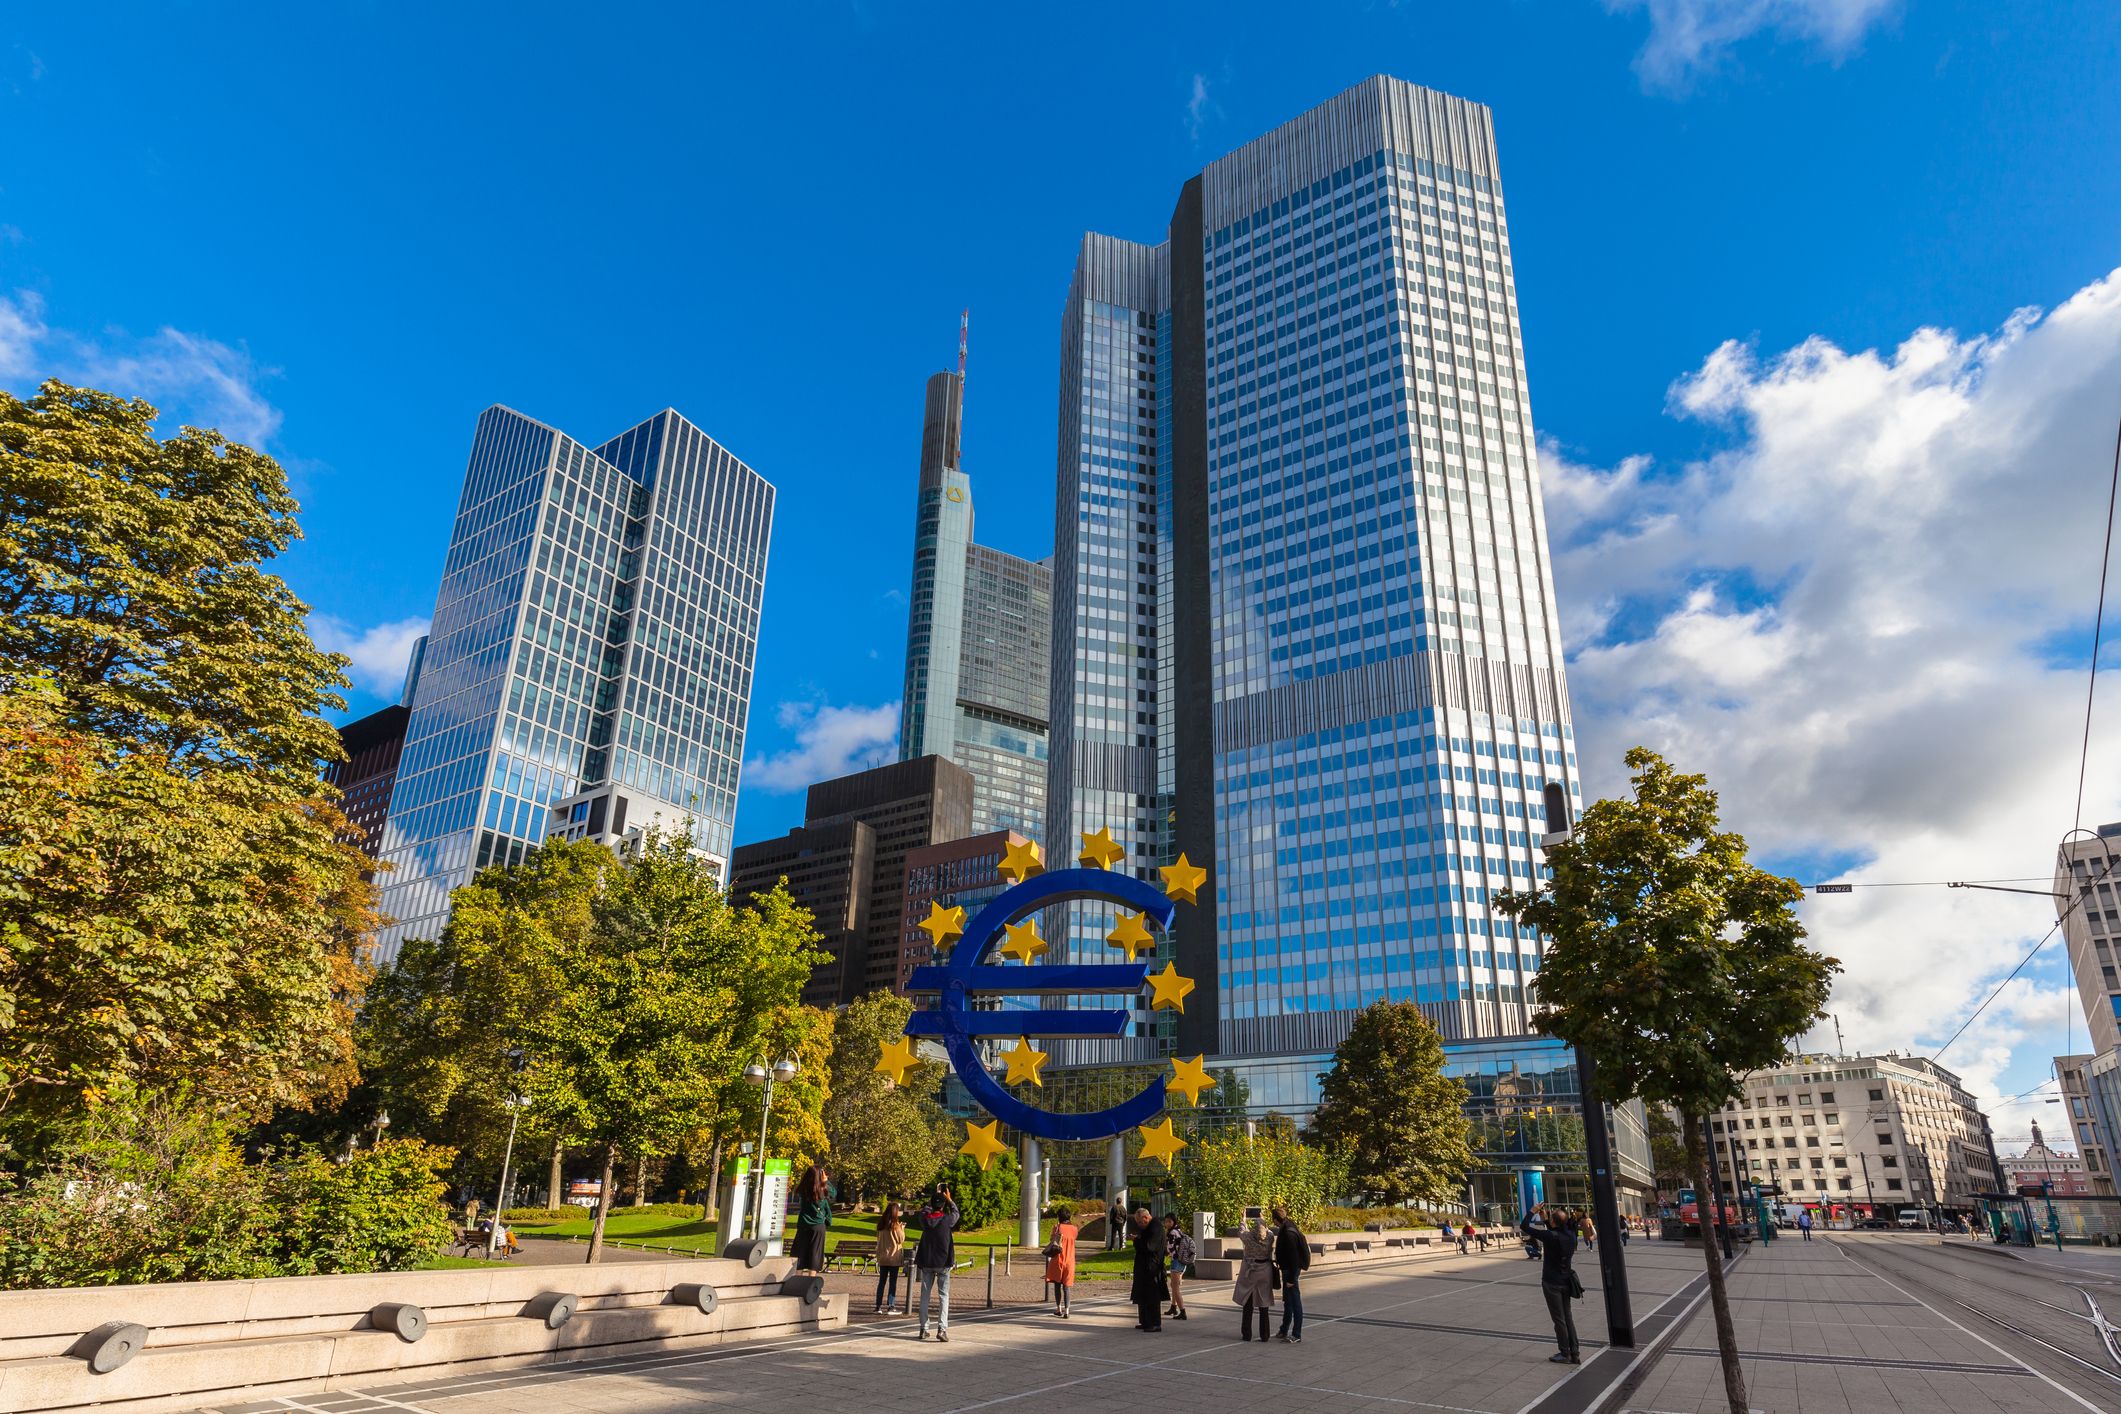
<box><xmin>510</xmin><ymin>1208</ymin><xmax>1138</xmax><ymax>1279</ymax></box>
<box><xmin>417</xmin><ymin>1254</ymin><xmax>511</xmax><ymax>1270</ymax></box>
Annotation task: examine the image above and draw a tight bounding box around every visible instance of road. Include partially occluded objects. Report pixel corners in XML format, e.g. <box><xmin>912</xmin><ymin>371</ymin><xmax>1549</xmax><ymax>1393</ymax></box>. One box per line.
<box><xmin>1831</xmin><ymin>1234</ymin><xmax>2121</xmax><ymax>1410</ymax></box>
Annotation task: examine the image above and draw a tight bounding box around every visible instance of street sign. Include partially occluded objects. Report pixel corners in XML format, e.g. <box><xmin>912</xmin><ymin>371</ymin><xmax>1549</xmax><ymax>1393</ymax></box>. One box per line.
<box><xmin>1814</xmin><ymin>884</ymin><xmax>1853</xmax><ymax>894</ymax></box>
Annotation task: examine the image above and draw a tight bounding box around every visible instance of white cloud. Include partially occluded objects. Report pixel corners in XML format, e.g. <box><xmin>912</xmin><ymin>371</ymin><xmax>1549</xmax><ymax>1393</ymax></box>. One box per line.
<box><xmin>743</xmin><ymin>699</ymin><xmax>901</xmax><ymax>793</ymax></box>
<box><xmin>1185</xmin><ymin>73</ymin><xmax>1217</xmax><ymax>141</ymax></box>
<box><xmin>1607</xmin><ymin>0</ymin><xmax>1898</xmax><ymax>90</ymax></box>
<box><xmin>1551</xmin><ymin>268</ymin><xmax>2121</xmax><ymax>1111</ymax></box>
<box><xmin>312</xmin><ymin>615</ymin><xmax>430</xmax><ymax>700</ymax></box>
<box><xmin>0</xmin><ymin>288</ymin><xmax>282</xmax><ymax>447</ymax></box>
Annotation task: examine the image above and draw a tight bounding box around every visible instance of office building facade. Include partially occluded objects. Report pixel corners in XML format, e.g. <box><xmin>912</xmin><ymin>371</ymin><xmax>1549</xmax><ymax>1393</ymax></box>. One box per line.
<box><xmin>327</xmin><ymin>703</ymin><xmax>409</xmax><ymax>869</ymax></box>
<box><xmin>1047</xmin><ymin>76</ymin><xmax>1580</xmax><ymax>1062</ymax></box>
<box><xmin>2056</xmin><ymin>1053</ymin><xmax>2117</xmax><ymax>1194</ymax></box>
<box><xmin>732</xmin><ymin>755</ymin><xmax>975</xmax><ymax>1003</ymax></box>
<box><xmin>900</xmin><ymin>371</ymin><xmax>1053</xmax><ymax>840</ymax></box>
<box><xmin>375</xmin><ymin>405</ymin><xmax>774</xmax><ymax>959</ymax></box>
<box><xmin>2058</xmin><ymin>825</ymin><xmax>2121</xmax><ymax>1056</ymax></box>
<box><xmin>730</xmin><ymin>818</ymin><xmax>874</xmax><ymax>1009</ymax></box>
<box><xmin>1707</xmin><ymin>1053</ymin><xmax>2002</xmax><ymax>1216</ymax></box>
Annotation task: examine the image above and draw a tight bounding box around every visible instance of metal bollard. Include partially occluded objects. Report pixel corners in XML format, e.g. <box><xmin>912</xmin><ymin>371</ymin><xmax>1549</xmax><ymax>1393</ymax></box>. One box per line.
<box><xmin>1005</xmin><ymin>1243</ymin><xmax>1012</xmax><ymax>1276</ymax></box>
<box><xmin>986</xmin><ymin>1245</ymin><xmax>995</xmax><ymax>1309</ymax></box>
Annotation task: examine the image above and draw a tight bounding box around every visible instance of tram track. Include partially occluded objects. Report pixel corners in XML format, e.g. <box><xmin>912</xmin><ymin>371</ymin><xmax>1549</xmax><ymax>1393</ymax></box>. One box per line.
<box><xmin>1831</xmin><ymin>1236</ymin><xmax>2121</xmax><ymax>1409</ymax></box>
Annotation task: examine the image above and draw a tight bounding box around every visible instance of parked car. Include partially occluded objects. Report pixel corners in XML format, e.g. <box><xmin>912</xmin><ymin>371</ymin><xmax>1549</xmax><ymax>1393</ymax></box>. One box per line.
<box><xmin>1856</xmin><ymin>1216</ymin><xmax>1892</xmax><ymax>1230</ymax></box>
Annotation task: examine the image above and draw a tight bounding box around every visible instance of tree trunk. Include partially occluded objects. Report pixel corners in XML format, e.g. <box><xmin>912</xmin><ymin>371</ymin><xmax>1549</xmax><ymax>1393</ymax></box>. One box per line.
<box><xmin>585</xmin><ymin>1142</ymin><xmax>618</xmax><ymax>1265</ymax></box>
<box><xmin>1683</xmin><ymin>1114</ymin><xmax>1749</xmax><ymax>1414</ymax></box>
<box><xmin>548</xmin><ymin>1135</ymin><xmax>564</xmax><ymax>1208</ymax></box>
<box><xmin>633</xmin><ymin>1152</ymin><xmax>649</xmax><ymax>1207</ymax></box>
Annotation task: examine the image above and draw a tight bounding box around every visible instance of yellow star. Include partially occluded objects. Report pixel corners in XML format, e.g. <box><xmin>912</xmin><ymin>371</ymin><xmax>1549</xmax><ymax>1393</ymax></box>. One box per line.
<box><xmin>1167</xmin><ymin>1054</ymin><xmax>1216</xmax><ymax>1106</ymax></box>
<box><xmin>1145</xmin><ymin>961</ymin><xmax>1196</xmax><ymax>1013</ymax></box>
<box><xmin>1159</xmin><ymin>853</ymin><xmax>1208</xmax><ymax>905</ymax></box>
<box><xmin>917</xmin><ymin>901</ymin><xmax>965</xmax><ymax>951</ymax></box>
<box><xmin>998</xmin><ymin>917</ymin><xmax>1048</xmax><ymax>964</ymax></box>
<box><xmin>1106</xmin><ymin>909</ymin><xmax>1156</xmax><ymax>962</ymax></box>
<box><xmin>1078</xmin><ymin>826</ymin><xmax>1126</xmax><ymax>871</ymax></box>
<box><xmin>998</xmin><ymin>835</ymin><xmax>1045</xmax><ymax>884</ymax></box>
<box><xmin>960</xmin><ymin>1118</ymin><xmax>1011</xmax><ymax>1170</ymax></box>
<box><xmin>1136</xmin><ymin>1116</ymin><xmax>1187</xmax><ymax>1170</ymax></box>
<box><xmin>874</xmin><ymin>1035</ymin><xmax>922</xmax><ymax>1086</ymax></box>
<box><xmin>999</xmin><ymin>1037</ymin><xmax>1050</xmax><ymax>1088</ymax></box>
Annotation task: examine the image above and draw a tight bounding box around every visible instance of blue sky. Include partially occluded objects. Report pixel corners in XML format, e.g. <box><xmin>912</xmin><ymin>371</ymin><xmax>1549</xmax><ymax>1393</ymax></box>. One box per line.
<box><xmin>7</xmin><ymin>0</ymin><xmax>2121</xmax><ymax>1123</ymax></box>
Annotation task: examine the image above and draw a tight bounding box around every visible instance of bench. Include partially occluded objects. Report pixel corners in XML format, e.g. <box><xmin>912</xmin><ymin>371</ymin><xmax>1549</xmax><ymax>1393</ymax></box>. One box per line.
<box><xmin>824</xmin><ymin>1241</ymin><xmax>878</xmax><ymax>1272</ymax></box>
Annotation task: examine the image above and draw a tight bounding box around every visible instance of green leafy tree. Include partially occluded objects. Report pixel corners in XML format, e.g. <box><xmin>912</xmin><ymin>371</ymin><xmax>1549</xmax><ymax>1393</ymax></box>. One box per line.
<box><xmin>1645</xmin><ymin>1105</ymin><xmax>1691</xmax><ymax>1201</ymax></box>
<box><xmin>1307</xmin><ymin>1001</ymin><xmax>1474</xmax><ymax>1207</ymax></box>
<box><xmin>366</xmin><ymin>832</ymin><xmax>824</xmax><ymax>1262</ymax></box>
<box><xmin>1493</xmin><ymin>748</ymin><xmax>1838</xmax><ymax>1414</ymax></box>
<box><xmin>934</xmin><ymin>1146</ymin><xmax>1020</xmax><ymax>1230</ymax></box>
<box><xmin>0</xmin><ymin>380</ymin><xmax>350</xmax><ymax>794</ymax></box>
<box><xmin>266</xmin><ymin>1138</ymin><xmax>457</xmax><ymax>1274</ymax></box>
<box><xmin>0</xmin><ymin>380</ymin><xmax>376</xmax><ymax>1148</ymax></box>
<box><xmin>0</xmin><ymin>679</ymin><xmax>373</xmax><ymax>1143</ymax></box>
<box><xmin>1175</xmin><ymin>1129</ymin><xmax>1341</xmax><ymax>1231</ymax></box>
<box><xmin>822</xmin><ymin>991</ymin><xmax>951</xmax><ymax>1203</ymax></box>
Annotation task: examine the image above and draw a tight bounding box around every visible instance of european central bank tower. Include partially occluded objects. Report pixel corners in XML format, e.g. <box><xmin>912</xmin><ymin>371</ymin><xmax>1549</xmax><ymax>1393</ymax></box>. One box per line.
<box><xmin>1048</xmin><ymin>76</ymin><xmax>1580</xmax><ymax>1073</ymax></box>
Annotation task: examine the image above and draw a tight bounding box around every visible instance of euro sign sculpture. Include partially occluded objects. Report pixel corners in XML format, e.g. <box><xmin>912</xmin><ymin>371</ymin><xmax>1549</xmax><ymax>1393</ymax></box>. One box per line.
<box><xmin>904</xmin><ymin>867</ymin><xmax>1174</xmax><ymax>1142</ymax></box>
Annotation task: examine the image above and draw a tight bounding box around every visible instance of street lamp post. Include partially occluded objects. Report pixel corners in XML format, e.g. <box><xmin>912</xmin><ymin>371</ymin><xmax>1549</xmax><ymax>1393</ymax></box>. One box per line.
<box><xmin>486</xmin><ymin>1055</ymin><xmax>528</xmax><ymax>1260</ymax></box>
<box><xmin>744</xmin><ymin>1058</ymin><xmax>800</xmax><ymax>1170</ymax></box>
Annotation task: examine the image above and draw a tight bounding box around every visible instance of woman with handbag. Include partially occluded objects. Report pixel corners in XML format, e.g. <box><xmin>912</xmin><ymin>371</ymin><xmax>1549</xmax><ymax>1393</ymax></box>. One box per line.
<box><xmin>874</xmin><ymin>1201</ymin><xmax>907</xmax><ymax>1314</ymax></box>
<box><xmin>1519</xmin><ymin>1202</ymin><xmax>1583</xmax><ymax>1364</ymax></box>
<box><xmin>1230</xmin><ymin>1214</ymin><xmax>1276</xmax><ymax>1342</ymax></box>
<box><xmin>1043</xmin><ymin>1212</ymin><xmax>1078</xmax><ymax>1318</ymax></box>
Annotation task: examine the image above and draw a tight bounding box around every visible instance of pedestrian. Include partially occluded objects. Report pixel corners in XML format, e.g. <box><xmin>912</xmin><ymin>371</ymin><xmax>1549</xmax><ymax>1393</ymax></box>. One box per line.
<box><xmin>792</xmin><ymin>1165</ymin><xmax>831</xmax><ymax>1275</ymax></box>
<box><xmin>1523</xmin><ymin>1206</ymin><xmax>1545</xmax><ymax>1261</ymax></box>
<box><xmin>1797</xmin><ymin>1209</ymin><xmax>1813</xmax><ymax>1242</ymax></box>
<box><xmin>1440</xmin><ymin>1218</ymin><xmax>1454</xmax><ymax>1245</ymax></box>
<box><xmin>1044</xmin><ymin>1209</ymin><xmax>1078</xmax><ymax>1319</ymax></box>
<box><xmin>1457</xmin><ymin>1222</ymin><xmax>1470</xmax><ymax>1255</ymax></box>
<box><xmin>1475</xmin><ymin>1223</ymin><xmax>1490</xmax><ymax>1253</ymax></box>
<box><xmin>913</xmin><ymin>1184</ymin><xmax>958</xmax><ymax>1342</ymax></box>
<box><xmin>1163</xmin><ymin>1214</ymin><xmax>1194</xmax><ymax>1321</ymax></box>
<box><xmin>1579</xmin><ymin>1212</ymin><xmax>1594</xmax><ymax>1251</ymax></box>
<box><xmin>1231</xmin><ymin>1213</ymin><xmax>1276</xmax><ymax>1342</ymax></box>
<box><xmin>1130</xmin><ymin>1208</ymin><xmax>1168</xmax><ymax>1331</ymax></box>
<box><xmin>1272</xmin><ymin>1204</ymin><xmax>1310</xmax><ymax>1344</ymax></box>
<box><xmin>1520</xmin><ymin>1202</ymin><xmax>1582</xmax><ymax>1365</ymax></box>
<box><xmin>874</xmin><ymin>1200</ymin><xmax>907</xmax><ymax>1314</ymax></box>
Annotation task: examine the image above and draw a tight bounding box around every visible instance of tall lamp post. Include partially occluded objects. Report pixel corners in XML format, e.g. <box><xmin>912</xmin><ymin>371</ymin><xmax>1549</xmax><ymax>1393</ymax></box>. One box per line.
<box><xmin>487</xmin><ymin>1053</ymin><xmax>528</xmax><ymax>1259</ymax></box>
<box><xmin>744</xmin><ymin>1057</ymin><xmax>800</xmax><ymax>1164</ymax></box>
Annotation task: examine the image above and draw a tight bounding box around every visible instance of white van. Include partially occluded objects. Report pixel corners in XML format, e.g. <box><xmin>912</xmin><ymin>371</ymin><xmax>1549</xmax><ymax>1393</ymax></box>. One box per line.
<box><xmin>1895</xmin><ymin>1209</ymin><xmax>1933</xmax><ymax>1230</ymax></box>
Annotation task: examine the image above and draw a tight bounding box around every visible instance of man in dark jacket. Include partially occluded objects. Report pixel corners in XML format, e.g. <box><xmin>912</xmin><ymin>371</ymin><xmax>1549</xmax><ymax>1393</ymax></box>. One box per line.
<box><xmin>914</xmin><ymin>1186</ymin><xmax>959</xmax><ymax>1342</ymax></box>
<box><xmin>1271</xmin><ymin>1205</ymin><xmax>1310</xmax><ymax>1343</ymax></box>
<box><xmin>1520</xmin><ymin>1203</ymin><xmax>1581</xmax><ymax>1364</ymax></box>
<box><xmin>1108</xmin><ymin>1197</ymin><xmax>1128</xmax><ymax>1252</ymax></box>
<box><xmin>1129</xmin><ymin>1208</ymin><xmax>1168</xmax><ymax>1331</ymax></box>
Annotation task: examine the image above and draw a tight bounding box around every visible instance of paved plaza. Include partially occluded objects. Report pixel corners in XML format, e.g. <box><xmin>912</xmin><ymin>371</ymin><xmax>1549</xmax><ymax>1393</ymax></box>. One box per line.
<box><xmin>202</xmin><ymin>1235</ymin><xmax>2113</xmax><ymax>1414</ymax></box>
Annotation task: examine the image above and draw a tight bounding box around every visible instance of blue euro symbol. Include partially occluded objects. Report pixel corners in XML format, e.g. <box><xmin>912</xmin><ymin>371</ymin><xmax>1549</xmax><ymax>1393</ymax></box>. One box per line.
<box><xmin>904</xmin><ymin>868</ymin><xmax>1175</xmax><ymax>1143</ymax></box>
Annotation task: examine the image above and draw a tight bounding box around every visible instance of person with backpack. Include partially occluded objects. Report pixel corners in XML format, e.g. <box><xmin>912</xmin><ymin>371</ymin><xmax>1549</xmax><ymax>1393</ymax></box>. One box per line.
<box><xmin>1272</xmin><ymin>1204</ymin><xmax>1310</xmax><ymax>1344</ymax></box>
<box><xmin>1520</xmin><ymin>1202</ymin><xmax>1582</xmax><ymax>1364</ymax></box>
<box><xmin>1044</xmin><ymin>1210</ymin><xmax>1078</xmax><ymax>1318</ymax></box>
<box><xmin>1107</xmin><ymin>1197</ymin><xmax>1128</xmax><ymax>1252</ymax></box>
<box><xmin>913</xmin><ymin>1185</ymin><xmax>959</xmax><ymax>1342</ymax></box>
<box><xmin>1162</xmin><ymin>1213</ymin><xmax>1194</xmax><ymax>1321</ymax></box>
<box><xmin>792</xmin><ymin>1165</ymin><xmax>832</xmax><ymax>1275</ymax></box>
<box><xmin>1231</xmin><ymin>1213</ymin><xmax>1276</xmax><ymax>1342</ymax></box>
<box><xmin>874</xmin><ymin>1200</ymin><xmax>907</xmax><ymax>1314</ymax></box>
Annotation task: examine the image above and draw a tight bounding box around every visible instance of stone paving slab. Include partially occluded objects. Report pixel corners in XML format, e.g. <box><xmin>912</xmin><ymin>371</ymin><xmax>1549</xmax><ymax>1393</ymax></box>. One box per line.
<box><xmin>1621</xmin><ymin>1236</ymin><xmax>2092</xmax><ymax>1414</ymax></box>
<box><xmin>201</xmin><ymin>1241</ymin><xmax>1717</xmax><ymax>1414</ymax></box>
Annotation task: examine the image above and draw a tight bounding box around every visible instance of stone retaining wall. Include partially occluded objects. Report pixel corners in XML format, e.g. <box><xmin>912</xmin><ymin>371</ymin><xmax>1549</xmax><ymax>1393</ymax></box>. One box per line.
<box><xmin>0</xmin><ymin>1255</ymin><xmax>844</xmax><ymax>1414</ymax></box>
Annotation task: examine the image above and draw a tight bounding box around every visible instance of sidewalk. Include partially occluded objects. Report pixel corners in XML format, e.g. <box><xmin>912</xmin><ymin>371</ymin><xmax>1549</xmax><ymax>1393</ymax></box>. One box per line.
<box><xmin>1619</xmin><ymin>1233</ymin><xmax>2091</xmax><ymax>1413</ymax></box>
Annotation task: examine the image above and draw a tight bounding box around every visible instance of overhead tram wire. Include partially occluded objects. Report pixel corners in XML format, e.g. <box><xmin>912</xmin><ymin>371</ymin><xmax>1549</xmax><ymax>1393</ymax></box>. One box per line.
<box><xmin>1932</xmin><ymin>393</ymin><xmax>2121</xmax><ymax>1068</ymax></box>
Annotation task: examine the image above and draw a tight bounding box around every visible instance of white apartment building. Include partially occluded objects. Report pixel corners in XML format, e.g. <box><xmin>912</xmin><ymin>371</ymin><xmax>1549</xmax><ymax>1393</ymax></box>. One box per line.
<box><xmin>2057</xmin><ymin>825</ymin><xmax>2121</xmax><ymax>1056</ymax></box>
<box><xmin>1707</xmin><ymin>1053</ymin><xmax>2002</xmax><ymax>1215</ymax></box>
<box><xmin>2055</xmin><ymin>1053</ymin><xmax>2117</xmax><ymax>1194</ymax></box>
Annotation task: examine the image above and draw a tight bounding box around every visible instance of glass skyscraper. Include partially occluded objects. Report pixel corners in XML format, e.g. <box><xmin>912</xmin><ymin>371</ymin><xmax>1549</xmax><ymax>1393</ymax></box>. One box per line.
<box><xmin>374</xmin><ymin>404</ymin><xmax>774</xmax><ymax>961</ymax></box>
<box><xmin>1048</xmin><ymin>75</ymin><xmax>1581</xmax><ymax>1064</ymax></box>
<box><xmin>899</xmin><ymin>369</ymin><xmax>1053</xmax><ymax>839</ymax></box>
